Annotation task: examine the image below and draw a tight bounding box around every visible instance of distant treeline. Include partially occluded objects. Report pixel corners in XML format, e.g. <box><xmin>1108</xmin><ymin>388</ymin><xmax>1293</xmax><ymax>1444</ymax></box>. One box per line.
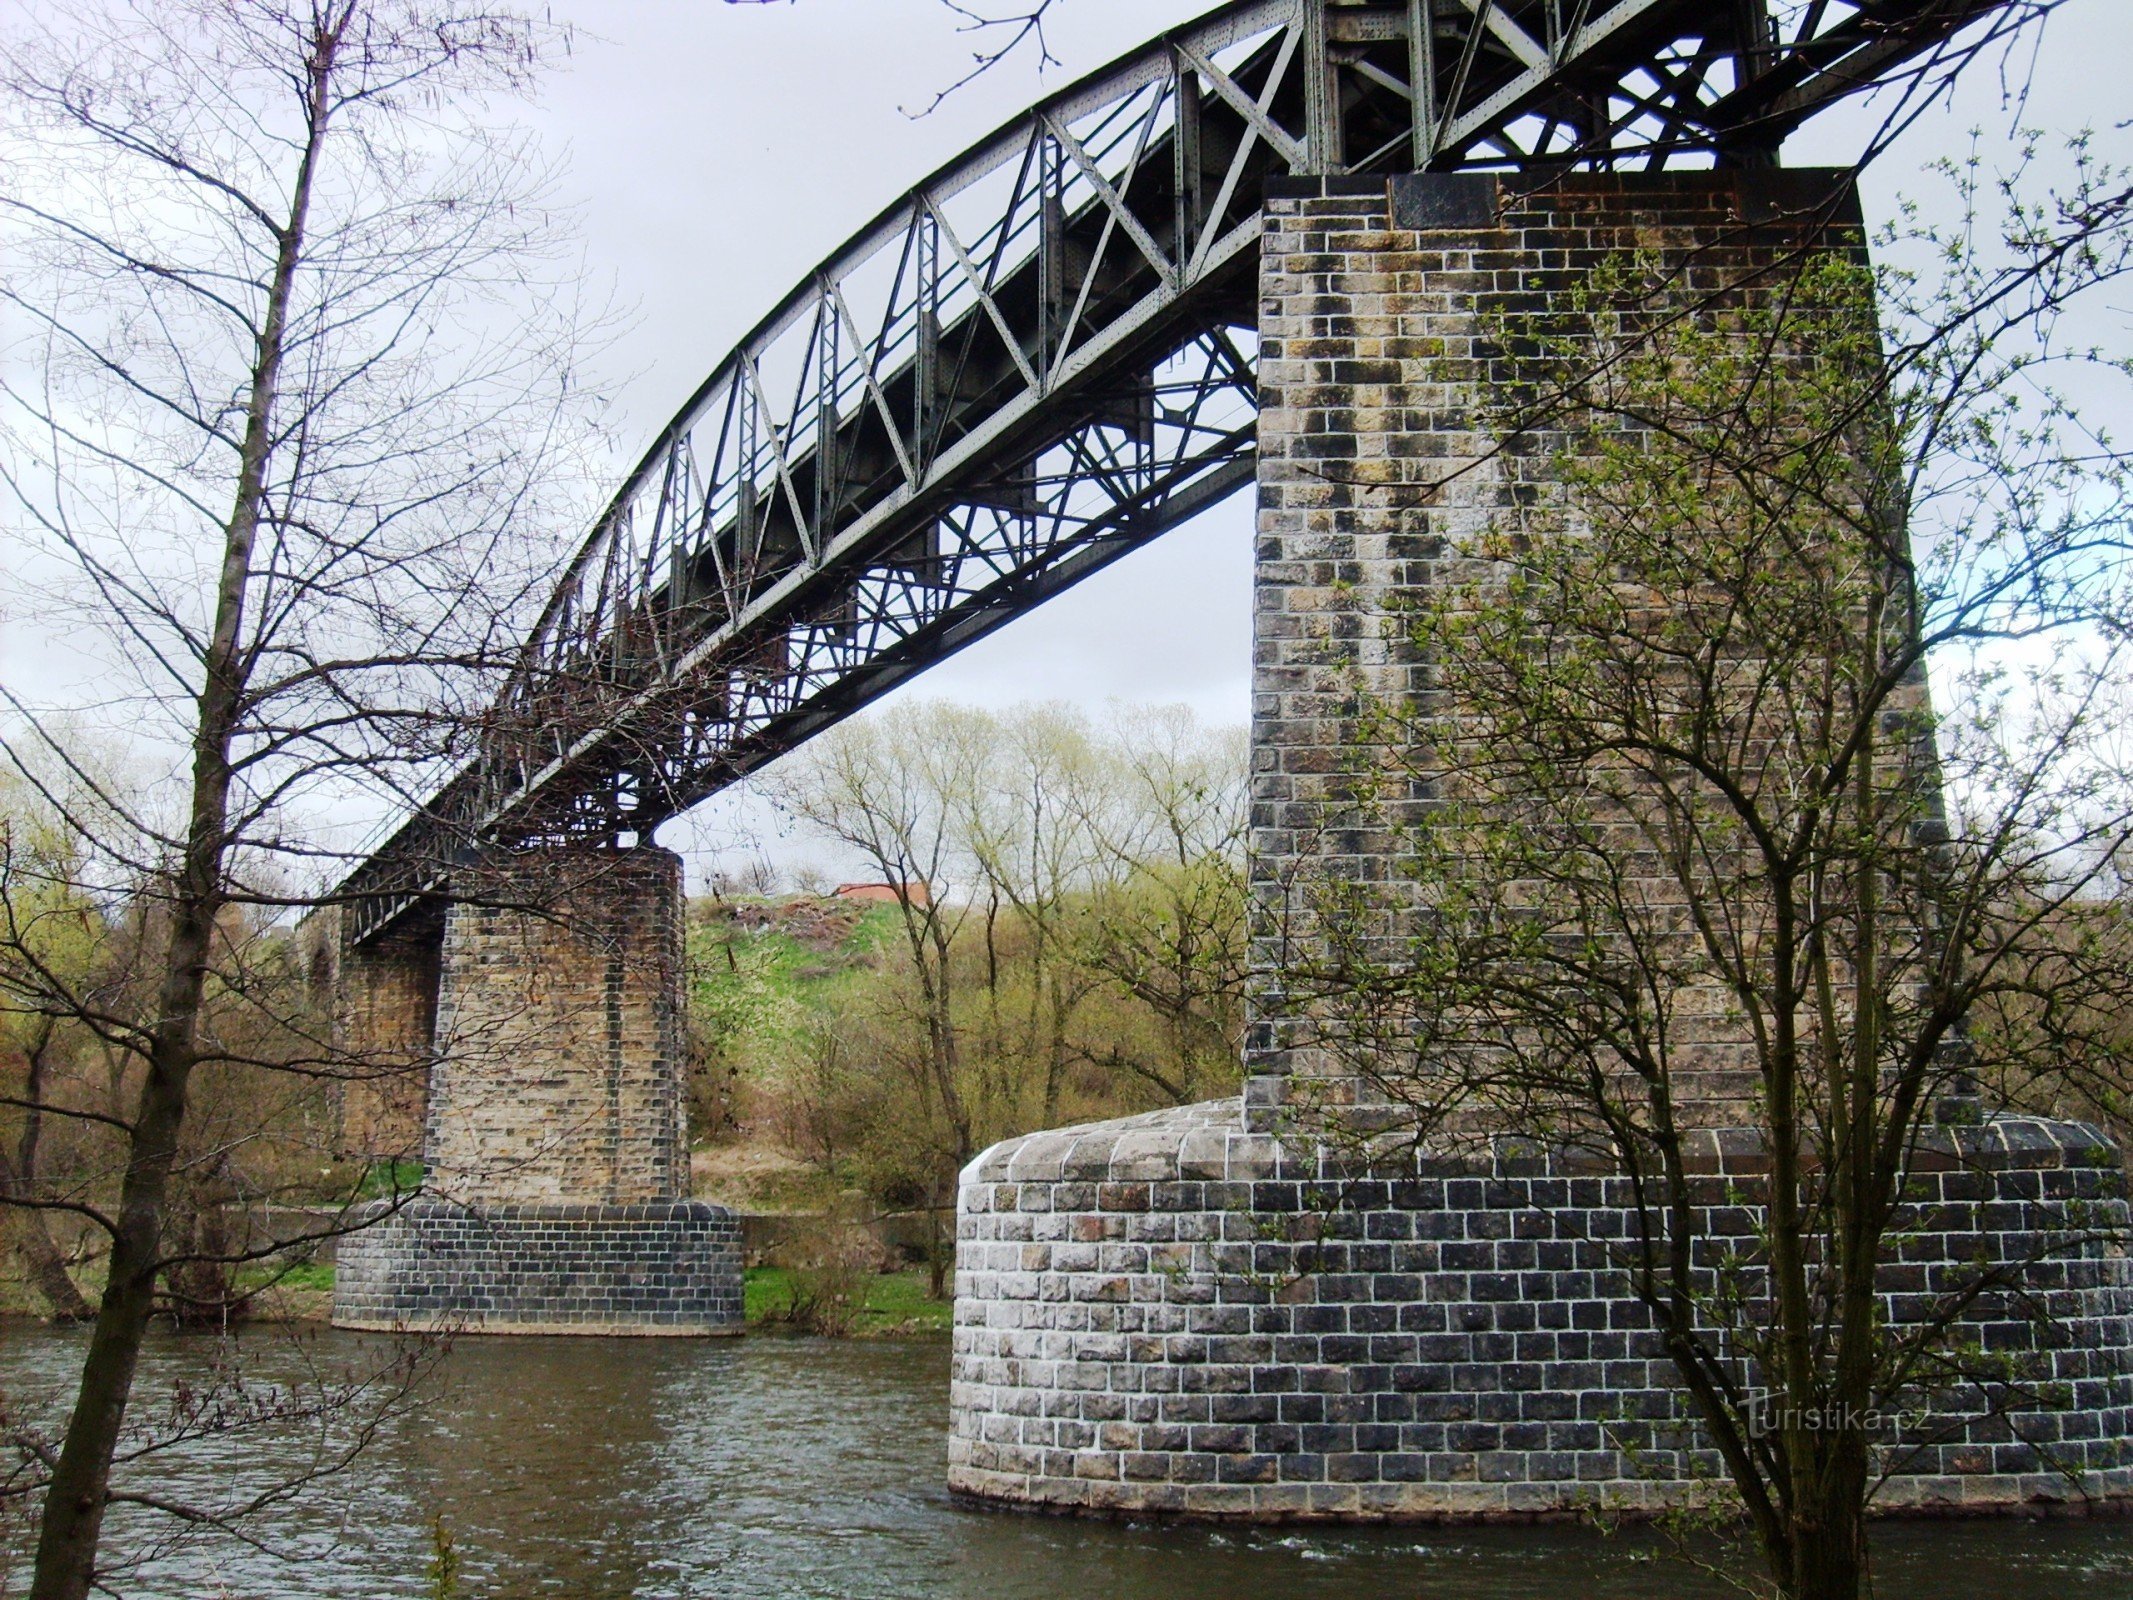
<box><xmin>690</xmin><ymin>700</ymin><xmax>1248</xmax><ymax>1232</ymax></box>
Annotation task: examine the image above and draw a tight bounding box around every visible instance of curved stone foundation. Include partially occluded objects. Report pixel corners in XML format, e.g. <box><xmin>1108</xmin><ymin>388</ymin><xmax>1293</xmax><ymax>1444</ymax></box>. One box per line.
<box><xmin>950</xmin><ymin>1099</ymin><xmax>2133</xmax><ymax>1520</ymax></box>
<box><xmin>333</xmin><ymin>1196</ymin><xmax>743</xmax><ymax>1335</ymax></box>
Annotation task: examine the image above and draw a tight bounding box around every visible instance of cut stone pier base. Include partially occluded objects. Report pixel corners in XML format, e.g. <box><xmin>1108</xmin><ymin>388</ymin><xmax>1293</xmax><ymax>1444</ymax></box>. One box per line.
<box><xmin>333</xmin><ymin>1196</ymin><xmax>742</xmax><ymax>1335</ymax></box>
<box><xmin>331</xmin><ymin>845</ymin><xmax>742</xmax><ymax>1335</ymax></box>
<box><xmin>949</xmin><ymin>1098</ymin><xmax>2133</xmax><ymax>1520</ymax></box>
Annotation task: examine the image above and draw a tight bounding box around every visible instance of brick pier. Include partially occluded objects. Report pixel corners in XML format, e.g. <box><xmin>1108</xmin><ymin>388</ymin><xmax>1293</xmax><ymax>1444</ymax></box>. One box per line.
<box><xmin>331</xmin><ymin>845</ymin><xmax>741</xmax><ymax>1335</ymax></box>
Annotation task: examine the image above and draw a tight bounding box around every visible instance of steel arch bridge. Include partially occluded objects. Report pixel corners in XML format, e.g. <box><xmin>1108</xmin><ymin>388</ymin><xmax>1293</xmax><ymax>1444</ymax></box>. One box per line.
<box><xmin>341</xmin><ymin>0</ymin><xmax>2014</xmax><ymax>943</ymax></box>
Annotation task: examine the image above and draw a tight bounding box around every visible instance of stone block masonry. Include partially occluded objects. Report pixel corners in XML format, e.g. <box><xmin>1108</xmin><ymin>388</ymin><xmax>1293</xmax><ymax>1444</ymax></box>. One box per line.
<box><xmin>299</xmin><ymin>905</ymin><xmax>435</xmax><ymax>1162</ymax></box>
<box><xmin>334</xmin><ymin>933</ymin><xmax>435</xmax><ymax>1160</ymax></box>
<box><xmin>334</xmin><ymin>1197</ymin><xmax>742</xmax><ymax>1336</ymax></box>
<box><xmin>423</xmin><ymin>845</ymin><xmax>688</xmax><ymax>1205</ymax></box>
<box><xmin>950</xmin><ymin>1100</ymin><xmax>2133</xmax><ymax>1518</ymax></box>
<box><xmin>1246</xmin><ymin>165</ymin><xmax>1873</xmax><ymax>1133</ymax></box>
<box><xmin>332</xmin><ymin>844</ymin><xmax>743</xmax><ymax>1334</ymax></box>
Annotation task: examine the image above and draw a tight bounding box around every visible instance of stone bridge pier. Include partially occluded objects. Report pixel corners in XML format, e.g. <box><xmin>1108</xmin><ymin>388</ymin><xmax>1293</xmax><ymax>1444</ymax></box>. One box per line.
<box><xmin>328</xmin><ymin>845</ymin><xmax>741</xmax><ymax>1335</ymax></box>
<box><xmin>947</xmin><ymin>169</ymin><xmax>2133</xmax><ymax>1518</ymax></box>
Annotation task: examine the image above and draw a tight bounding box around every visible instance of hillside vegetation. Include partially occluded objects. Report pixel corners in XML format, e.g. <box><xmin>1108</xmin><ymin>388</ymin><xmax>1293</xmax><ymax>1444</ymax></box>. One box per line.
<box><xmin>689</xmin><ymin>701</ymin><xmax>1248</xmax><ymax>1246</ymax></box>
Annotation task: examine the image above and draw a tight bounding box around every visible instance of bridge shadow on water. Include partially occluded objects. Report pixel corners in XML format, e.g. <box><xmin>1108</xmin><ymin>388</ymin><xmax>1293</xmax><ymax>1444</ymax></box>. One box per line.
<box><xmin>4</xmin><ymin>1324</ymin><xmax>2132</xmax><ymax>1599</ymax></box>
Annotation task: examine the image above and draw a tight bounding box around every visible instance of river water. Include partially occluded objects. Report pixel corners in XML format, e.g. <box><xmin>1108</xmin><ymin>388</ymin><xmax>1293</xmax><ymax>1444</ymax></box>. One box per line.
<box><xmin>4</xmin><ymin>1324</ymin><xmax>2133</xmax><ymax>1599</ymax></box>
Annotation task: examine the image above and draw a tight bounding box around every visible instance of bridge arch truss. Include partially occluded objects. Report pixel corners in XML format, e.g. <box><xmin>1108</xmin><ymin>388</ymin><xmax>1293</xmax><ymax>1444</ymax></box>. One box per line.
<box><xmin>344</xmin><ymin>0</ymin><xmax>2012</xmax><ymax>940</ymax></box>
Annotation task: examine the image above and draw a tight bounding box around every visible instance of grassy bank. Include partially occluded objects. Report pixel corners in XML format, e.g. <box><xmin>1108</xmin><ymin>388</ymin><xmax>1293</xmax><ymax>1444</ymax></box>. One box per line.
<box><xmin>40</xmin><ymin>1261</ymin><xmax>957</xmax><ymax>1337</ymax></box>
<box><xmin>744</xmin><ymin>1266</ymin><xmax>953</xmax><ymax>1336</ymax></box>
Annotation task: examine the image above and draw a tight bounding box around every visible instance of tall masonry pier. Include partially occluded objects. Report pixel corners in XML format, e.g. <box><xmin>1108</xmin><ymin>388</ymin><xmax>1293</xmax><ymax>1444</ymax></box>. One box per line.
<box><xmin>947</xmin><ymin>168</ymin><xmax>2133</xmax><ymax>1518</ymax></box>
<box><xmin>326</xmin><ymin>846</ymin><xmax>741</xmax><ymax>1335</ymax></box>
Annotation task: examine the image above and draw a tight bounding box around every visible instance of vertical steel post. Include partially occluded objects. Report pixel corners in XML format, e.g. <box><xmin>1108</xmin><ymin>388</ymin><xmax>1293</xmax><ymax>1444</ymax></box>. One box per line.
<box><xmin>1174</xmin><ymin>51</ymin><xmax>1203</xmax><ymax>274</ymax></box>
<box><xmin>666</xmin><ymin>441</ymin><xmax>688</xmax><ymax>609</ymax></box>
<box><xmin>814</xmin><ymin>284</ymin><xmax>838</xmax><ymax>542</ymax></box>
<box><xmin>1301</xmin><ymin>0</ymin><xmax>1337</xmax><ymax>173</ymax></box>
<box><xmin>737</xmin><ymin>390</ymin><xmax>758</xmax><ymax>572</ymax></box>
<box><xmin>1408</xmin><ymin>0</ymin><xmax>1435</xmax><ymax>169</ymax></box>
<box><xmin>1725</xmin><ymin>0</ymin><xmax>1778</xmax><ymax>167</ymax></box>
<box><xmin>1039</xmin><ymin>134</ymin><xmax>1067</xmax><ymax>377</ymax></box>
<box><xmin>916</xmin><ymin>204</ymin><xmax>941</xmax><ymax>471</ymax></box>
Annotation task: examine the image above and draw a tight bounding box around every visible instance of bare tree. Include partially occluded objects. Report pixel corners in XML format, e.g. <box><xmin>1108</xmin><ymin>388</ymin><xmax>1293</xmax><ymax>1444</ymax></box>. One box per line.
<box><xmin>0</xmin><ymin>770</ymin><xmax>101</xmax><ymax>1322</ymax></box>
<box><xmin>1078</xmin><ymin>705</ymin><xmax>1248</xmax><ymax>1107</ymax></box>
<box><xmin>0</xmin><ymin>1</ymin><xmax>599</xmax><ymax>1593</ymax></box>
<box><xmin>765</xmin><ymin>701</ymin><xmax>989</xmax><ymax>1171</ymax></box>
<box><xmin>754</xmin><ymin>699</ymin><xmax>1247</xmax><ymax>1191</ymax></box>
<box><xmin>959</xmin><ymin>703</ymin><xmax>1111</xmax><ymax>1127</ymax></box>
<box><xmin>721</xmin><ymin>0</ymin><xmax>1065</xmax><ymax>116</ymax></box>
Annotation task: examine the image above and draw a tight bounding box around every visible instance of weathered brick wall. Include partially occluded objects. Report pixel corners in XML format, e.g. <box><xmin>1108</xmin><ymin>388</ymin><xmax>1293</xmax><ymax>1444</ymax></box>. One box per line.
<box><xmin>1246</xmin><ymin>168</ymin><xmax>1871</xmax><ymax>1132</ymax></box>
<box><xmin>335</xmin><ymin>1196</ymin><xmax>741</xmax><ymax>1335</ymax></box>
<box><xmin>951</xmin><ymin>1103</ymin><xmax>2133</xmax><ymax>1518</ymax></box>
<box><xmin>300</xmin><ymin>906</ymin><xmax>437</xmax><ymax>1161</ymax></box>
<box><xmin>424</xmin><ymin>845</ymin><xmax>689</xmax><ymax>1206</ymax></box>
<box><xmin>336</xmin><ymin>929</ymin><xmax>438</xmax><ymax>1160</ymax></box>
<box><xmin>331</xmin><ymin>844</ymin><xmax>743</xmax><ymax>1334</ymax></box>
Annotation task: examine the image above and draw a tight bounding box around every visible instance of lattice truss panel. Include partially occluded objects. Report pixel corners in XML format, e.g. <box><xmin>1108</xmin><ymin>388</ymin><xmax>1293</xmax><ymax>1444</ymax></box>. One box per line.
<box><xmin>344</xmin><ymin>0</ymin><xmax>2013</xmax><ymax>939</ymax></box>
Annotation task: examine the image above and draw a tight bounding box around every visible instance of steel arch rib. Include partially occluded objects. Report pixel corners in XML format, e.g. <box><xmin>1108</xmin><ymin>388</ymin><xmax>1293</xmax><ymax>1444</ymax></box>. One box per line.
<box><xmin>340</xmin><ymin>0</ymin><xmax>2017</xmax><ymax>940</ymax></box>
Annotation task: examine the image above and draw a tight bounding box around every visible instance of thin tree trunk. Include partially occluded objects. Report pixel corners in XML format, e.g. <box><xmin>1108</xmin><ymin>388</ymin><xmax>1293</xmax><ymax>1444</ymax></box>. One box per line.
<box><xmin>926</xmin><ymin>1177</ymin><xmax>950</xmax><ymax>1301</ymax></box>
<box><xmin>1806</xmin><ymin>607</ymin><xmax>1887</xmax><ymax>1600</ymax></box>
<box><xmin>2</xmin><ymin>1023</ymin><xmax>93</xmax><ymax>1320</ymax></box>
<box><xmin>1040</xmin><ymin>974</ymin><xmax>1071</xmax><ymax>1127</ymax></box>
<box><xmin>0</xmin><ymin>1155</ymin><xmax>91</xmax><ymax>1321</ymax></box>
<box><xmin>27</xmin><ymin>23</ymin><xmax>338</xmax><ymax>1594</ymax></box>
<box><xmin>925</xmin><ymin>915</ymin><xmax>971</xmax><ymax>1164</ymax></box>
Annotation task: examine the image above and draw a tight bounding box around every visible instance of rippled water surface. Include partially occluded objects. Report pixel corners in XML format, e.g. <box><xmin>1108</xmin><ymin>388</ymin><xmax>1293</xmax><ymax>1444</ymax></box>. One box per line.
<box><xmin>5</xmin><ymin>1323</ymin><xmax>2133</xmax><ymax>1598</ymax></box>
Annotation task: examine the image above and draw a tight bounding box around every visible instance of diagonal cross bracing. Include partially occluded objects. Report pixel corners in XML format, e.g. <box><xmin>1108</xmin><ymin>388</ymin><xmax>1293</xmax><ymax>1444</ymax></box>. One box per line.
<box><xmin>339</xmin><ymin>0</ymin><xmax>2019</xmax><ymax>944</ymax></box>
